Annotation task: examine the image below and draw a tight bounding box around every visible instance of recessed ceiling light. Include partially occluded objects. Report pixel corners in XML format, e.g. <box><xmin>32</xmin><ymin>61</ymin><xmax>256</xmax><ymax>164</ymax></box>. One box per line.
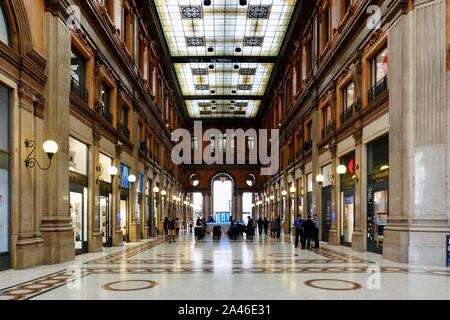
<box><xmin>207</xmin><ymin>47</ymin><xmax>214</xmax><ymax>52</ymax></box>
<box><xmin>231</xmin><ymin>90</ymin><xmax>237</xmax><ymax>94</ymax></box>
<box><xmin>239</xmin><ymin>0</ymin><xmax>248</xmax><ymax>6</ymax></box>
<box><xmin>209</xmin><ymin>64</ymin><xmax>215</xmax><ymax>69</ymax></box>
<box><xmin>211</xmin><ymin>100</ymin><xmax>216</xmax><ymax>104</ymax></box>
<box><xmin>231</xmin><ymin>100</ymin><xmax>235</xmax><ymax>104</ymax></box>
<box><xmin>211</xmin><ymin>90</ymin><xmax>216</xmax><ymax>94</ymax></box>
<box><xmin>235</xmin><ymin>47</ymin><xmax>242</xmax><ymax>53</ymax></box>
<box><xmin>204</xmin><ymin>0</ymin><xmax>212</xmax><ymax>6</ymax></box>
<box><xmin>233</xmin><ymin>65</ymin><xmax>240</xmax><ymax>70</ymax></box>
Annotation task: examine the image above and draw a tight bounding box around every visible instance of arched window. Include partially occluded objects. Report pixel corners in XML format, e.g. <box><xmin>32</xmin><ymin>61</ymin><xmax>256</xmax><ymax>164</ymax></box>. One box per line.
<box><xmin>0</xmin><ymin>1</ymin><xmax>10</xmax><ymax>46</ymax></box>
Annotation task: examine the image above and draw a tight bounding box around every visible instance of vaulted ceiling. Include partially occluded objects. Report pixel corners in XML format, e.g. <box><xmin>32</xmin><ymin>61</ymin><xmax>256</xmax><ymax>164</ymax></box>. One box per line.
<box><xmin>153</xmin><ymin>0</ymin><xmax>298</xmax><ymax>119</ymax></box>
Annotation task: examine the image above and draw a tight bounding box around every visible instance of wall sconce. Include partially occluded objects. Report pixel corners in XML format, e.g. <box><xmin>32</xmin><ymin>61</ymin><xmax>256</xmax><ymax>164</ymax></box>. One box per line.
<box><xmin>128</xmin><ymin>174</ymin><xmax>137</xmax><ymax>183</ymax></box>
<box><xmin>336</xmin><ymin>165</ymin><xmax>347</xmax><ymax>175</ymax></box>
<box><xmin>25</xmin><ymin>139</ymin><xmax>58</xmax><ymax>170</ymax></box>
<box><xmin>270</xmin><ymin>195</ymin><xmax>274</xmax><ymax>201</ymax></box>
<box><xmin>316</xmin><ymin>173</ymin><xmax>335</xmax><ymax>188</ymax></box>
<box><xmin>281</xmin><ymin>190</ymin><xmax>287</xmax><ymax>200</ymax></box>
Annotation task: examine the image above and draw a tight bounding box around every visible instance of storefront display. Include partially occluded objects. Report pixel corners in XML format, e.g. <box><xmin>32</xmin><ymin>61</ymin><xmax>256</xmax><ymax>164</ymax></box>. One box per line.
<box><xmin>0</xmin><ymin>84</ymin><xmax>9</xmax><ymax>270</ymax></box>
<box><xmin>339</xmin><ymin>152</ymin><xmax>356</xmax><ymax>246</ymax></box>
<box><xmin>307</xmin><ymin>173</ymin><xmax>313</xmax><ymax>216</ymax></box>
<box><xmin>119</xmin><ymin>163</ymin><xmax>130</xmax><ymax>242</ymax></box>
<box><xmin>99</xmin><ymin>153</ymin><xmax>113</xmax><ymax>247</ymax></box>
<box><xmin>69</xmin><ymin>137</ymin><xmax>89</xmax><ymax>254</ymax></box>
<box><xmin>367</xmin><ymin>134</ymin><xmax>389</xmax><ymax>253</ymax></box>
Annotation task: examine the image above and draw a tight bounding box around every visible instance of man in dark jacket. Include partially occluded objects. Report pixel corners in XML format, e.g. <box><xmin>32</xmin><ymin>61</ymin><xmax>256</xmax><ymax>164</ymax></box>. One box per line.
<box><xmin>275</xmin><ymin>215</ymin><xmax>281</xmax><ymax>239</ymax></box>
<box><xmin>163</xmin><ymin>217</ymin><xmax>170</xmax><ymax>238</ymax></box>
<box><xmin>257</xmin><ymin>217</ymin><xmax>264</xmax><ymax>237</ymax></box>
<box><xmin>263</xmin><ymin>217</ymin><xmax>269</xmax><ymax>236</ymax></box>
<box><xmin>247</xmin><ymin>217</ymin><xmax>255</xmax><ymax>240</ymax></box>
<box><xmin>294</xmin><ymin>215</ymin><xmax>305</xmax><ymax>249</ymax></box>
<box><xmin>302</xmin><ymin>215</ymin><xmax>316</xmax><ymax>249</ymax></box>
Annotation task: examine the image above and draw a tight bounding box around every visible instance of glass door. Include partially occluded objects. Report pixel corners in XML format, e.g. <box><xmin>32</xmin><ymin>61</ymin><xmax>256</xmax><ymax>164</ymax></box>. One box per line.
<box><xmin>321</xmin><ymin>186</ymin><xmax>332</xmax><ymax>242</ymax></box>
<box><xmin>0</xmin><ymin>84</ymin><xmax>9</xmax><ymax>270</ymax></box>
<box><xmin>100</xmin><ymin>194</ymin><xmax>112</xmax><ymax>247</ymax></box>
<box><xmin>340</xmin><ymin>190</ymin><xmax>355</xmax><ymax>246</ymax></box>
<box><xmin>69</xmin><ymin>184</ymin><xmax>88</xmax><ymax>254</ymax></box>
<box><xmin>120</xmin><ymin>196</ymin><xmax>128</xmax><ymax>242</ymax></box>
<box><xmin>367</xmin><ymin>184</ymin><xmax>388</xmax><ymax>254</ymax></box>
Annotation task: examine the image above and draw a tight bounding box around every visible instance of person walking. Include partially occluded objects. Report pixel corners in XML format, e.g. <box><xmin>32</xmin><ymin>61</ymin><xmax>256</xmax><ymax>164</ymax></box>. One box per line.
<box><xmin>163</xmin><ymin>217</ymin><xmax>170</xmax><ymax>239</ymax></box>
<box><xmin>175</xmin><ymin>218</ymin><xmax>180</xmax><ymax>238</ymax></box>
<box><xmin>263</xmin><ymin>217</ymin><xmax>269</xmax><ymax>236</ymax></box>
<box><xmin>168</xmin><ymin>218</ymin><xmax>176</xmax><ymax>243</ymax></box>
<box><xmin>270</xmin><ymin>219</ymin><xmax>276</xmax><ymax>238</ymax></box>
<box><xmin>303</xmin><ymin>215</ymin><xmax>315</xmax><ymax>249</ymax></box>
<box><xmin>247</xmin><ymin>217</ymin><xmax>255</xmax><ymax>240</ymax></box>
<box><xmin>313</xmin><ymin>214</ymin><xmax>320</xmax><ymax>249</ymax></box>
<box><xmin>257</xmin><ymin>217</ymin><xmax>264</xmax><ymax>238</ymax></box>
<box><xmin>275</xmin><ymin>215</ymin><xmax>281</xmax><ymax>239</ymax></box>
<box><xmin>294</xmin><ymin>215</ymin><xmax>305</xmax><ymax>249</ymax></box>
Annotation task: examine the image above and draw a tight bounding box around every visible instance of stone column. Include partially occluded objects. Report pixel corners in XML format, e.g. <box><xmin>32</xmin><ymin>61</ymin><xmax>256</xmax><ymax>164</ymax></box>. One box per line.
<box><xmin>89</xmin><ymin>129</ymin><xmax>103</xmax><ymax>252</ymax></box>
<box><xmin>352</xmin><ymin>127</ymin><xmax>364</xmax><ymax>251</ymax></box>
<box><xmin>328</xmin><ymin>144</ymin><xmax>340</xmax><ymax>246</ymax></box>
<box><xmin>311</xmin><ymin>108</ymin><xmax>321</xmax><ymax>220</ymax></box>
<box><xmin>384</xmin><ymin>0</ymin><xmax>450</xmax><ymax>266</ymax></box>
<box><xmin>40</xmin><ymin>12</ymin><xmax>74</xmax><ymax>264</ymax></box>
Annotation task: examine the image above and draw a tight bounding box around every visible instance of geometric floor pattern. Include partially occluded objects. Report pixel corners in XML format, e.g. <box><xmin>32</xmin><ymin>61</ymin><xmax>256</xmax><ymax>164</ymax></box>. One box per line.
<box><xmin>1</xmin><ymin>233</ymin><xmax>449</xmax><ymax>300</ymax></box>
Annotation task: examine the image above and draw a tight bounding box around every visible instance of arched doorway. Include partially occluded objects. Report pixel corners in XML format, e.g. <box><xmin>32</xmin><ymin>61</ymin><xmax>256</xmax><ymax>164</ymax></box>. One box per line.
<box><xmin>211</xmin><ymin>173</ymin><xmax>233</xmax><ymax>223</ymax></box>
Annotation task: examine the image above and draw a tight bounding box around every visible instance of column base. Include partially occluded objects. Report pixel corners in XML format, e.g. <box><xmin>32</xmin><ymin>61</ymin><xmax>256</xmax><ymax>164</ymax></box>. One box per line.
<box><xmin>383</xmin><ymin>226</ymin><xmax>410</xmax><ymax>264</ymax></box>
<box><xmin>408</xmin><ymin>217</ymin><xmax>450</xmax><ymax>267</ymax></box>
<box><xmin>327</xmin><ymin>228</ymin><xmax>339</xmax><ymax>246</ymax></box>
<box><xmin>89</xmin><ymin>232</ymin><xmax>103</xmax><ymax>253</ymax></box>
<box><xmin>15</xmin><ymin>238</ymin><xmax>45</xmax><ymax>269</ymax></box>
<box><xmin>351</xmin><ymin>230</ymin><xmax>365</xmax><ymax>252</ymax></box>
<box><xmin>112</xmin><ymin>230</ymin><xmax>123</xmax><ymax>247</ymax></box>
<box><xmin>41</xmin><ymin>230</ymin><xmax>75</xmax><ymax>265</ymax></box>
<box><xmin>129</xmin><ymin>223</ymin><xmax>141</xmax><ymax>243</ymax></box>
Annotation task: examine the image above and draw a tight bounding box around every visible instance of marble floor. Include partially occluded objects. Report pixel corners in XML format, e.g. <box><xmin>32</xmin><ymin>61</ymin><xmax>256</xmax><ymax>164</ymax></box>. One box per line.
<box><xmin>1</xmin><ymin>233</ymin><xmax>449</xmax><ymax>300</ymax></box>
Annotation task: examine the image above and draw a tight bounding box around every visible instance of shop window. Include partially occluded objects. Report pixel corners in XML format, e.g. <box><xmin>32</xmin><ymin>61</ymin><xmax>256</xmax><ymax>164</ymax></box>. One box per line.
<box><xmin>69</xmin><ymin>137</ymin><xmax>88</xmax><ymax>176</ymax></box>
<box><xmin>0</xmin><ymin>2</ymin><xmax>10</xmax><ymax>46</ymax></box>
<box><xmin>322</xmin><ymin>105</ymin><xmax>333</xmax><ymax>138</ymax></box>
<box><xmin>0</xmin><ymin>85</ymin><xmax>10</xmax><ymax>267</ymax></box>
<box><xmin>369</xmin><ymin>47</ymin><xmax>388</xmax><ymax>102</ymax></box>
<box><xmin>101</xmin><ymin>84</ymin><xmax>112</xmax><ymax>125</ymax></box>
<box><xmin>119</xmin><ymin>163</ymin><xmax>130</xmax><ymax>190</ymax></box>
<box><xmin>98</xmin><ymin>153</ymin><xmax>113</xmax><ymax>183</ymax></box>
<box><xmin>71</xmin><ymin>47</ymin><xmax>88</xmax><ymax>102</ymax></box>
<box><xmin>341</xmin><ymin>82</ymin><xmax>354</xmax><ymax>124</ymax></box>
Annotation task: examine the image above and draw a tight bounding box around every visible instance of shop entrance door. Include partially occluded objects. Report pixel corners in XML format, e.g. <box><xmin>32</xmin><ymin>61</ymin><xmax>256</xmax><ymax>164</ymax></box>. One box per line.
<box><xmin>0</xmin><ymin>84</ymin><xmax>10</xmax><ymax>271</ymax></box>
<box><xmin>70</xmin><ymin>184</ymin><xmax>88</xmax><ymax>254</ymax></box>
<box><xmin>120</xmin><ymin>195</ymin><xmax>128</xmax><ymax>242</ymax></box>
<box><xmin>340</xmin><ymin>189</ymin><xmax>355</xmax><ymax>247</ymax></box>
<box><xmin>321</xmin><ymin>186</ymin><xmax>332</xmax><ymax>242</ymax></box>
<box><xmin>100</xmin><ymin>192</ymin><xmax>112</xmax><ymax>247</ymax></box>
<box><xmin>367</xmin><ymin>181</ymin><xmax>388</xmax><ymax>254</ymax></box>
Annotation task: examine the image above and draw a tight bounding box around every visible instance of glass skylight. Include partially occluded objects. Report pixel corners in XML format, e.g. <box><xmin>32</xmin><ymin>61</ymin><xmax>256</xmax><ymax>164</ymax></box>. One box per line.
<box><xmin>175</xmin><ymin>62</ymin><xmax>273</xmax><ymax>96</ymax></box>
<box><xmin>186</xmin><ymin>100</ymin><xmax>261</xmax><ymax>118</ymax></box>
<box><xmin>153</xmin><ymin>0</ymin><xmax>298</xmax><ymax>119</ymax></box>
<box><xmin>154</xmin><ymin>0</ymin><xmax>297</xmax><ymax>57</ymax></box>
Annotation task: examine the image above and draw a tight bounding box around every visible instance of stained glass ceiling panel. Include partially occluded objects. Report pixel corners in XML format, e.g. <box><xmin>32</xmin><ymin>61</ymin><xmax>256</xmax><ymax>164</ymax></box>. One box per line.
<box><xmin>175</xmin><ymin>62</ymin><xmax>273</xmax><ymax>96</ymax></box>
<box><xmin>154</xmin><ymin>0</ymin><xmax>297</xmax><ymax>57</ymax></box>
<box><xmin>186</xmin><ymin>100</ymin><xmax>260</xmax><ymax>118</ymax></box>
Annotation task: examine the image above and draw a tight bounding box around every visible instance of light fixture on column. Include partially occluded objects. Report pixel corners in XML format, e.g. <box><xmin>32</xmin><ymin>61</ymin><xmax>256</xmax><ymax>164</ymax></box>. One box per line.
<box><xmin>270</xmin><ymin>195</ymin><xmax>274</xmax><ymax>201</ymax></box>
<box><xmin>128</xmin><ymin>174</ymin><xmax>137</xmax><ymax>184</ymax></box>
<box><xmin>281</xmin><ymin>190</ymin><xmax>287</xmax><ymax>200</ymax></box>
<box><xmin>108</xmin><ymin>166</ymin><xmax>118</xmax><ymax>177</ymax></box>
<box><xmin>265</xmin><ymin>197</ymin><xmax>270</xmax><ymax>203</ymax></box>
<box><xmin>336</xmin><ymin>165</ymin><xmax>347</xmax><ymax>175</ymax></box>
<box><xmin>161</xmin><ymin>190</ymin><xmax>167</xmax><ymax>199</ymax></box>
<box><xmin>290</xmin><ymin>185</ymin><xmax>296</xmax><ymax>196</ymax></box>
<box><xmin>153</xmin><ymin>186</ymin><xmax>160</xmax><ymax>193</ymax></box>
<box><xmin>24</xmin><ymin>139</ymin><xmax>59</xmax><ymax>170</ymax></box>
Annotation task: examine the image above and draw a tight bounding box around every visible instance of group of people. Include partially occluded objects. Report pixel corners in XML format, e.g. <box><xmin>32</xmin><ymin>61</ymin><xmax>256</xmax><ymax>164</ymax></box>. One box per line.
<box><xmin>163</xmin><ymin>217</ymin><xmax>180</xmax><ymax>244</ymax></box>
<box><xmin>294</xmin><ymin>214</ymin><xmax>320</xmax><ymax>249</ymax></box>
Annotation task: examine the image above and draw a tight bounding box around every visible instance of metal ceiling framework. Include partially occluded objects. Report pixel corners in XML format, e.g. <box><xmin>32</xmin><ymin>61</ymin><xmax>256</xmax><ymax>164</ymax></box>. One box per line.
<box><xmin>152</xmin><ymin>0</ymin><xmax>298</xmax><ymax>119</ymax></box>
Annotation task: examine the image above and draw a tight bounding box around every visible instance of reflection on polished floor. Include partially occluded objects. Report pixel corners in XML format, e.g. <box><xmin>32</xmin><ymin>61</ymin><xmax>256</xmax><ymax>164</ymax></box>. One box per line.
<box><xmin>1</xmin><ymin>233</ymin><xmax>449</xmax><ymax>300</ymax></box>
